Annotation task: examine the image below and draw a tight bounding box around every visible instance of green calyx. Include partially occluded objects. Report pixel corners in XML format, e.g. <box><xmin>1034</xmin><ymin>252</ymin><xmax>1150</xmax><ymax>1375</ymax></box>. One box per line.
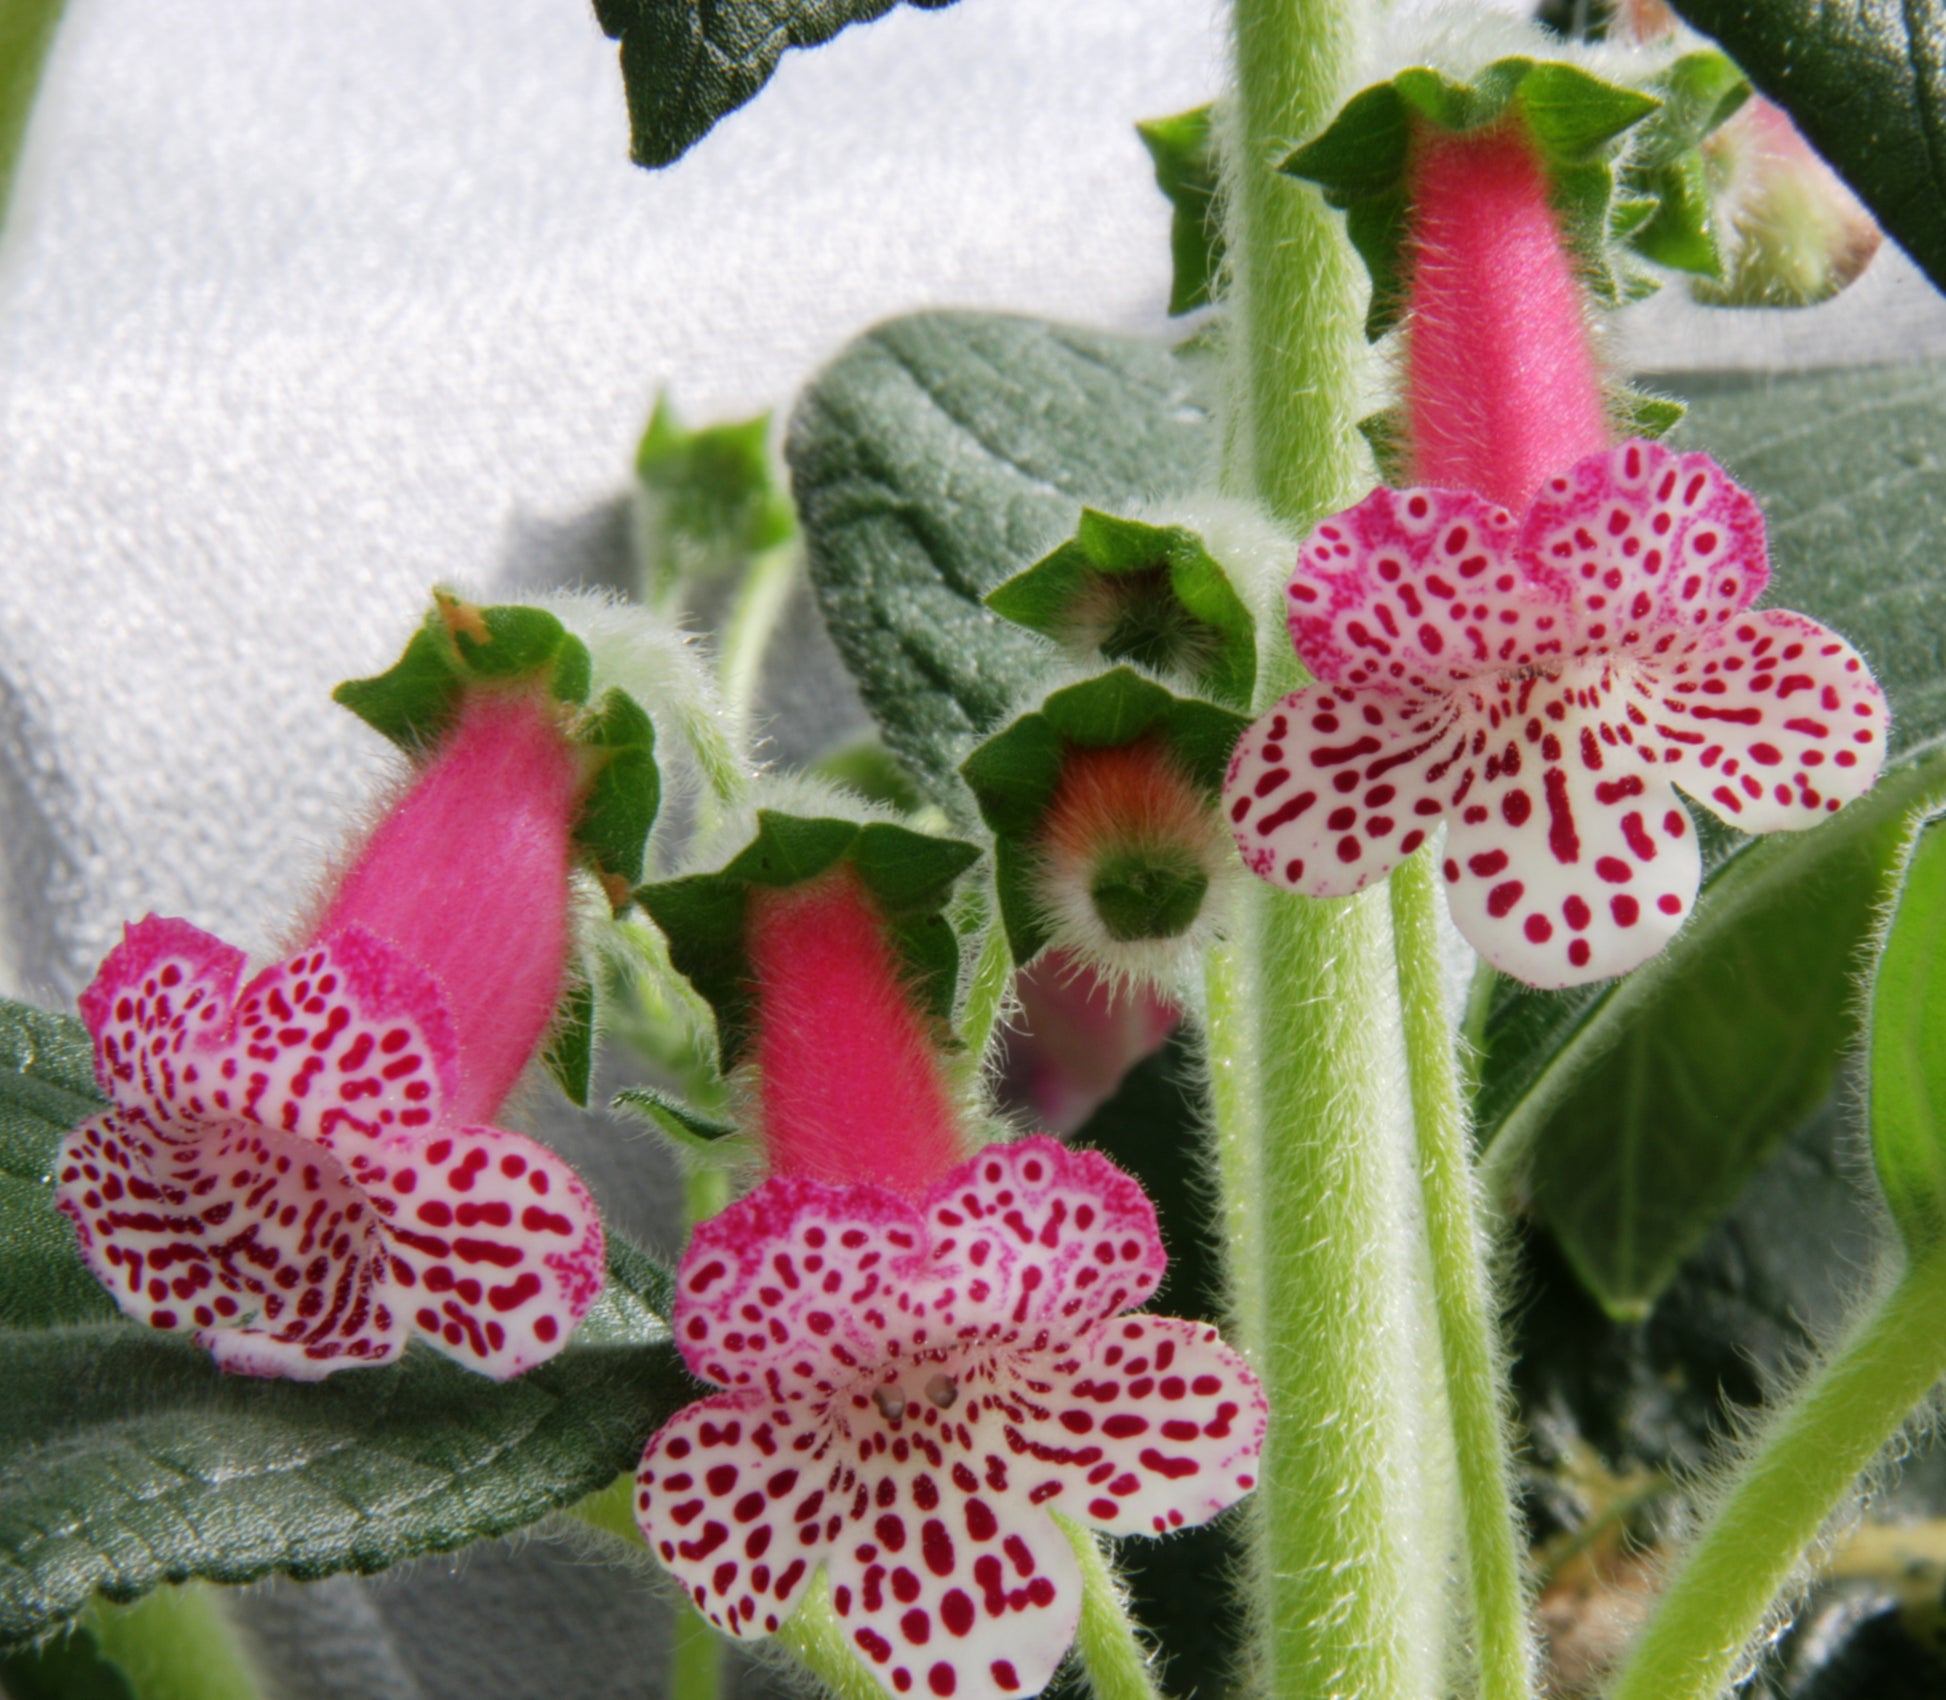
<box><xmin>634</xmin><ymin>394</ymin><xmax>796</xmax><ymax>602</ymax></box>
<box><xmin>1285</xmin><ymin>52</ymin><xmax>1745</xmax><ymax>341</ymax></box>
<box><xmin>635</xmin><ymin>811</ymin><xmax>981</xmax><ymax>1071</ymax></box>
<box><xmin>960</xmin><ymin>667</ymin><xmax>1249</xmax><ymax>966</ymax></box>
<box><xmin>986</xmin><ymin>508</ymin><xmax>1256</xmax><ymax>708</ymax></box>
<box><xmin>1357</xmin><ymin>383</ymin><xmax>1686</xmax><ymax>485</ymax></box>
<box><xmin>1136</xmin><ymin>104</ymin><xmax>1223</xmax><ymax>317</ymax></box>
<box><xmin>332</xmin><ymin>592</ymin><xmax>661</xmax><ymax>911</ymax></box>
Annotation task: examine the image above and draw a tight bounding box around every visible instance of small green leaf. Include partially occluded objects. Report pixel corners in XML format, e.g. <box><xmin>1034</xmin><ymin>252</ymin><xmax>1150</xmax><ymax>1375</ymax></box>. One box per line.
<box><xmin>1135</xmin><ymin>105</ymin><xmax>1223</xmax><ymax>316</ymax></box>
<box><xmin>0</xmin><ymin>998</ymin><xmax>693</xmax><ymax>1646</ymax></box>
<box><xmin>1478</xmin><ymin>359</ymin><xmax>1946</xmax><ymax>1316</ymax></box>
<box><xmin>960</xmin><ymin>669</ymin><xmax>1248</xmax><ymax>967</ymax></box>
<box><xmin>636</xmin><ymin>812</ymin><xmax>980</xmax><ymax>1069</ymax></box>
<box><xmin>1663</xmin><ymin>0</ymin><xmax>1941</xmax><ymax>296</ymax></box>
<box><xmin>1622</xmin><ymin>51</ymin><xmax>1752</xmax><ymax>278</ymax></box>
<box><xmin>1285</xmin><ymin>57</ymin><xmax>1664</xmax><ymax>339</ymax></box>
<box><xmin>613</xmin><ymin>1086</ymin><xmax>740</xmax><ymax>1149</ymax></box>
<box><xmin>633</xmin><ymin>395</ymin><xmax>796</xmax><ymax>601</ymax></box>
<box><xmin>1868</xmin><ymin>814</ymin><xmax>1946</xmax><ymax>1259</ymax></box>
<box><xmin>575</xmin><ymin>686</ymin><xmax>661</xmax><ymax>894</ymax></box>
<box><xmin>787</xmin><ymin>312</ymin><xmax>1212</xmax><ymax>811</ymax></box>
<box><xmin>595</xmin><ymin>0</ymin><xmax>961</xmax><ymax>169</ymax></box>
<box><xmin>541</xmin><ymin>981</ymin><xmax>596</xmax><ymax>1108</ymax></box>
<box><xmin>986</xmin><ymin>508</ymin><xmax>1257</xmax><ymax>708</ymax></box>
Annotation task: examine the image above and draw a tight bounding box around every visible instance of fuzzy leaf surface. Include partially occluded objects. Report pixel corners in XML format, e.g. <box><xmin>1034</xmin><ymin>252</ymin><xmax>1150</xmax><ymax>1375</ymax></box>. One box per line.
<box><xmin>1664</xmin><ymin>0</ymin><xmax>1946</xmax><ymax>295</ymax></box>
<box><xmin>594</xmin><ymin>0</ymin><xmax>960</xmax><ymax>169</ymax></box>
<box><xmin>1479</xmin><ymin>361</ymin><xmax>1946</xmax><ymax>1316</ymax></box>
<box><xmin>0</xmin><ymin>998</ymin><xmax>692</xmax><ymax>1645</ymax></box>
<box><xmin>787</xmin><ymin>311</ymin><xmax>1213</xmax><ymax>811</ymax></box>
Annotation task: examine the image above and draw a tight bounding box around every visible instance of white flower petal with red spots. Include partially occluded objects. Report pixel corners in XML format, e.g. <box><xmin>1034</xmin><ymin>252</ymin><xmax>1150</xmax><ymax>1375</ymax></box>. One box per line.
<box><xmin>923</xmin><ymin>1138</ymin><xmax>1164</xmax><ymax>1343</ymax></box>
<box><xmin>358</xmin><ymin>1122</ymin><xmax>604</xmax><ymax>1378</ymax></box>
<box><xmin>826</xmin><ymin>1454</ymin><xmax>1081</xmax><ymax>1700</ymax></box>
<box><xmin>1224</xmin><ymin>685</ymin><xmax>1453</xmax><ymax>896</ymax></box>
<box><xmin>1007</xmin><ymin>1315</ymin><xmax>1266</xmax><ymax>1538</ymax></box>
<box><xmin>636</xmin><ymin>1141</ymin><xmax>1265</xmax><ymax>1700</ymax></box>
<box><xmin>56</xmin><ymin>1110</ymin><xmax>411</xmax><ymax>1379</ymax></box>
<box><xmin>1653</xmin><ymin>610</ymin><xmax>1889</xmax><ymax>832</ymax></box>
<box><xmin>637</xmin><ymin>1391</ymin><xmax>841</xmax><ymax>1639</ymax></box>
<box><xmin>59</xmin><ymin>915</ymin><xmax>603</xmax><ymax>1378</ymax></box>
<box><xmin>1227</xmin><ymin>441</ymin><xmax>1889</xmax><ymax>988</ymax></box>
<box><xmin>1289</xmin><ymin>485</ymin><xmax>1566</xmax><ymax>689</ymax></box>
<box><xmin>1525</xmin><ymin>438</ymin><xmax>1768</xmax><ymax>653</ymax></box>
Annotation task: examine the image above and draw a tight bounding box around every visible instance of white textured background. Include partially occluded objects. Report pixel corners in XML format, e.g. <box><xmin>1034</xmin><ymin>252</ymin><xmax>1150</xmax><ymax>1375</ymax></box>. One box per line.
<box><xmin>2</xmin><ymin>3</ymin><xmax>1943</xmax><ymax>1695</ymax></box>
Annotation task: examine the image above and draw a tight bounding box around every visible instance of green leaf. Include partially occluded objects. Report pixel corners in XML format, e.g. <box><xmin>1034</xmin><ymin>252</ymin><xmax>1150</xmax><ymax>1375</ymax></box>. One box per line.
<box><xmin>787</xmin><ymin>311</ymin><xmax>1212</xmax><ymax>810</ymax></box>
<box><xmin>1622</xmin><ymin>51</ymin><xmax>1751</xmax><ymax>278</ymax></box>
<box><xmin>0</xmin><ymin>0</ymin><xmax>65</xmax><ymax>239</ymax></box>
<box><xmin>1867</xmin><ymin>813</ymin><xmax>1946</xmax><ymax>1259</ymax></box>
<box><xmin>1662</xmin><ymin>0</ymin><xmax>1946</xmax><ymax>296</ymax></box>
<box><xmin>0</xmin><ymin>1622</ymin><xmax>135</xmax><ymax>1700</ymax></box>
<box><xmin>613</xmin><ymin>1086</ymin><xmax>740</xmax><ymax>1149</ymax></box>
<box><xmin>0</xmin><ymin>998</ymin><xmax>694</xmax><ymax>1646</ymax></box>
<box><xmin>1478</xmin><ymin>360</ymin><xmax>1946</xmax><ymax>1317</ymax></box>
<box><xmin>1285</xmin><ymin>57</ymin><xmax>1663</xmax><ymax>338</ymax></box>
<box><xmin>540</xmin><ymin>980</ymin><xmax>596</xmax><ymax>1109</ymax></box>
<box><xmin>633</xmin><ymin>395</ymin><xmax>796</xmax><ymax>601</ymax></box>
<box><xmin>575</xmin><ymin>686</ymin><xmax>661</xmax><ymax>894</ymax></box>
<box><xmin>594</xmin><ymin>0</ymin><xmax>961</xmax><ymax>170</ymax></box>
<box><xmin>986</xmin><ymin>508</ymin><xmax>1257</xmax><ymax>708</ymax></box>
<box><xmin>636</xmin><ymin>812</ymin><xmax>980</xmax><ymax>1069</ymax></box>
<box><xmin>1135</xmin><ymin>105</ymin><xmax>1223</xmax><ymax>316</ymax></box>
<box><xmin>960</xmin><ymin>669</ymin><xmax>1248</xmax><ymax>966</ymax></box>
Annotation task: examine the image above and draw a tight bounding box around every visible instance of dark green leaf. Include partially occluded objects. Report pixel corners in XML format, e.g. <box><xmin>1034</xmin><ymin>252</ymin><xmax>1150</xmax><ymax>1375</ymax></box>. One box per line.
<box><xmin>0</xmin><ymin>1623</ymin><xmax>135</xmax><ymax>1700</ymax></box>
<box><xmin>787</xmin><ymin>311</ymin><xmax>1212</xmax><ymax>810</ymax></box>
<box><xmin>961</xmin><ymin>669</ymin><xmax>1248</xmax><ymax>966</ymax></box>
<box><xmin>636</xmin><ymin>812</ymin><xmax>980</xmax><ymax>1069</ymax></box>
<box><xmin>541</xmin><ymin>981</ymin><xmax>596</xmax><ymax>1108</ymax></box>
<box><xmin>1285</xmin><ymin>57</ymin><xmax>1662</xmax><ymax>338</ymax></box>
<box><xmin>0</xmin><ymin>997</ymin><xmax>693</xmax><ymax>1645</ymax></box>
<box><xmin>632</xmin><ymin>395</ymin><xmax>795</xmax><ymax>600</ymax></box>
<box><xmin>595</xmin><ymin>0</ymin><xmax>961</xmax><ymax>170</ymax></box>
<box><xmin>1662</xmin><ymin>0</ymin><xmax>1945</xmax><ymax>295</ymax></box>
<box><xmin>1867</xmin><ymin>813</ymin><xmax>1946</xmax><ymax>1259</ymax></box>
<box><xmin>986</xmin><ymin>508</ymin><xmax>1257</xmax><ymax>707</ymax></box>
<box><xmin>1479</xmin><ymin>360</ymin><xmax>1946</xmax><ymax>1316</ymax></box>
<box><xmin>1135</xmin><ymin>106</ymin><xmax>1222</xmax><ymax>316</ymax></box>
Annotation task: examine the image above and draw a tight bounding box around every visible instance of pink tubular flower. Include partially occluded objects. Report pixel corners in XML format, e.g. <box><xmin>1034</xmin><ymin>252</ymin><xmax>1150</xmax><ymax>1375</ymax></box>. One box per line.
<box><xmin>1223</xmin><ymin>438</ymin><xmax>1888</xmax><ymax>988</ymax></box>
<box><xmin>634</xmin><ymin>1135</ymin><xmax>1265</xmax><ymax>1700</ymax></box>
<box><xmin>55</xmin><ymin>691</ymin><xmax>606</xmax><ymax>1378</ymax></box>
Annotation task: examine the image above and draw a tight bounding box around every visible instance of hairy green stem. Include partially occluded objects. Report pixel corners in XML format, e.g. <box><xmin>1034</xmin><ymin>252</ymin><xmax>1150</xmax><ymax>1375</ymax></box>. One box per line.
<box><xmin>1061</xmin><ymin>1519</ymin><xmax>1169</xmax><ymax>1700</ymax></box>
<box><xmin>1609</xmin><ymin>1254</ymin><xmax>1946</xmax><ymax>1700</ymax></box>
<box><xmin>82</xmin><ymin>1585</ymin><xmax>264</xmax><ymax>1700</ymax></box>
<box><xmin>673</xmin><ymin>1600</ymin><xmax>728</xmax><ymax>1700</ymax></box>
<box><xmin>775</xmin><ymin>1579</ymin><xmax>886</xmax><ymax>1700</ymax></box>
<box><xmin>0</xmin><ymin>0</ymin><xmax>63</xmax><ymax>237</ymax></box>
<box><xmin>1214</xmin><ymin>5</ymin><xmax>1451</xmax><ymax>1700</ymax></box>
<box><xmin>718</xmin><ymin>542</ymin><xmax>801</xmax><ymax>739</ymax></box>
<box><xmin>1391</xmin><ymin>854</ymin><xmax>1536</xmax><ymax>1700</ymax></box>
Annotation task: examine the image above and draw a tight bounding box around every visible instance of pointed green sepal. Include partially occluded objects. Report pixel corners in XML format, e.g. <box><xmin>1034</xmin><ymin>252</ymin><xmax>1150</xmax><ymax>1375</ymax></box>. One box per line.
<box><xmin>541</xmin><ymin>981</ymin><xmax>596</xmax><ymax>1108</ymax></box>
<box><xmin>1284</xmin><ymin>57</ymin><xmax>1663</xmax><ymax>339</ymax></box>
<box><xmin>1622</xmin><ymin>51</ymin><xmax>1752</xmax><ymax>278</ymax></box>
<box><xmin>635</xmin><ymin>812</ymin><xmax>981</xmax><ymax>1070</ymax></box>
<box><xmin>575</xmin><ymin>687</ymin><xmax>661</xmax><ymax>894</ymax></box>
<box><xmin>332</xmin><ymin>592</ymin><xmax>594</xmax><ymax>756</ymax></box>
<box><xmin>959</xmin><ymin>667</ymin><xmax>1249</xmax><ymax>966</ymax></box>
<box><xmin>1136</xmin><ymin>104</ymin><xmax>1223</xmax><ymax>316</ymax></box>
<box><xmin>613</xmin><ymin>1085</ymin><xmax>740</xmax><ymax>1150</ymax></box>
<box><xmin>986</xmin><ymin>508</ymin><xmax>1257</xmax><ymax>708</ymax></box>
<box><xmin>1867</xmin><ymin>813</ymin><xmax>1946</xmax><ymax>1260</ymax></box>
<box><xmin>634</xmin><ymin>393</ymin><xmax>796</xmax><ymax>600</ymax></box>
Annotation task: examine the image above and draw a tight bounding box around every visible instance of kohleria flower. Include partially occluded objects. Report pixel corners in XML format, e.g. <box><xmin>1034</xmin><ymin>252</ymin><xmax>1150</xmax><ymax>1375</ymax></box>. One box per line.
<box><xmin>635</xmin><ymin>1136</ymin><xmax>1265</xmax><ymax>1700</ymax></box>
<box><xmin>1223</xmin><ymin>438</ymin><xmax>1888</xmax><ymax>988</ymax></box>
<box><xmin>56</xmin><ymin>690</ymin><xmax>608</xmax><ymax>1377</ymax></box>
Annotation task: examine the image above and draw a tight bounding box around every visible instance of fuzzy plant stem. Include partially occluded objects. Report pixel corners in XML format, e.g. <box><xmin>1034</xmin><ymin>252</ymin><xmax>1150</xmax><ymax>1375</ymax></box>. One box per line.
<box><xmin>718</xmin><ymin>541</ymin><xmax>801</xmax><ymax>748</ymax></box>
<box><xmin>1219</xmin><ymin>10</ymin><xmax>1450</xmax><ymax>1700</ymax></box>
<box><xmin>82</xmin><ymin>1585</ymin><xmax>266</xmax><ymax>1700</ymax></box>
<box><xmin>1608</xmin><ymin>1254</ymin><xmax>1946</xmax><ymax>1700</ymax></box>
<box><xmin>1391</xmin><ymin>852</ymin><xmax>1537</xmax><ymax>1700</ymax></box>
<box><xmin>1060</xmin><ymin>1519</ymin><xmax>1169</xmax><ymax>1700</ymax></box>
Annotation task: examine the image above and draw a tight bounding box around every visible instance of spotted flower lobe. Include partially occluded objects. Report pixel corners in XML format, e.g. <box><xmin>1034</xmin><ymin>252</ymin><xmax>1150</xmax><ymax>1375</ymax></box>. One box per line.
<box><xmin>57</xmin><ymin>916</ymin><xmax>604</xmax><ymax>1379</ymax></box>
<box><xmin>1224</xmin><ymin>440</ymin><xmax>1887</xmax><ymax>986</ymax></box>
<box><xmin>636</xmin><ymin>1136</ymin><xmax>1265</xmax><ymax>1700</ymax></box>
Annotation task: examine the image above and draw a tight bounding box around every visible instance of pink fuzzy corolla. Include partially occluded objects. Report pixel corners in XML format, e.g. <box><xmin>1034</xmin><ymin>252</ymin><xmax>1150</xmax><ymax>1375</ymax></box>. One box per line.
<box><xmin>1224</xmin><ymin>439</ymin><xmax>1888</xmax><ymax>988</ymax></box>
<box><xmin>55</xmin><ymin>693</ymin><xmax>606</xmax><ymax>1379</ymax></box>
<box><xmin>635</xmin><ymin>1136</ymin><xmax>1265</xmax><ymax>1700</ymax></box>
